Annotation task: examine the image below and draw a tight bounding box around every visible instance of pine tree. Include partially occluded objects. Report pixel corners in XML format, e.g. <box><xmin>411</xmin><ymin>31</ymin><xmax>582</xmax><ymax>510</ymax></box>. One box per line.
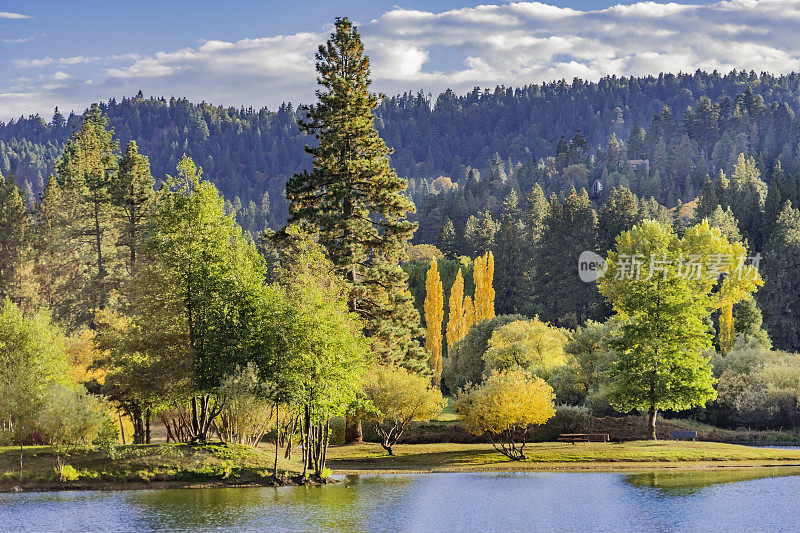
<box><xmin>494</xmin><ymin>191</ymin><xmax>527</xmax><ymax>314</ymax></box>
<box><xmin>536</xmin><ymin>188</ymin><xmax>599</xmax><ymax>327</ymax></box>
<box><xmin>759</xmin><ymin>201</ymin><xmax>800</xmax><ymax>351</ymax></box>
<box><xmin>53</xmin><ymin>104</ymin><xmax>121</xmax><ymax>328</ymax></box>
<box><xmin>285</xmin><ymin>18</ymin><xmax>426</xmax><ymax>373</ymax></box>
<box><xmin>424</xmin><ymin>259</ymin><xmax>444</xmax><ymax>386</ymax></box>
<box><xmin>446</xmin><ymin>269</ymin><xmax>465</xmax><ymax>352</ymax></box>
<box><xmin>438</xmin><ymin>219</ymin><xmax>458</xmax><ymax>258</ymax></box>
<box><xmin>112</xmin><ymin>141</ymin><xmax>155</xmax><ymax>277</ymax></box>
<box><xmin>598</xmin><ymin>187</ymin><xmax>641</xmax><ymax>254</ymax></box>
<box><xmin>0</xmin><ymin>172</ymin><xmax>34</xmax><ymax>308</ymax></box>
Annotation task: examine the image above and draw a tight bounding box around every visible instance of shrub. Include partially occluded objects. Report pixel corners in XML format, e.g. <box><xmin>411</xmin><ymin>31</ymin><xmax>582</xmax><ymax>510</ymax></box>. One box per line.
<box><xmin>55</xmin><ymin>464</ymin><xmax>79</xmax><ymax>482</ymax></box>
<box><xmin>709</xmin><ymin>336</ymin><xmax>800</xmax><ymax>428</ymax></box>
<box><xmin>216</xmin><ymin>363</ymin><xmax>273</xmax><ymax>446</ymax></box>
<box><xmin>39</xmin><ymin>384</ymin><xmax>109</xmax><ymax>450</ymax></box>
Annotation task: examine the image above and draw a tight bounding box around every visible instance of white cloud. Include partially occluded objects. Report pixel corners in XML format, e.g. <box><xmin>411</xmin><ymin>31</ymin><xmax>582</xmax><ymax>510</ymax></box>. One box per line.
<box><xmin>2</xmin><ymin>36</ymin><xmax>35</xmax><ymax>43</ymax></box>
<box><xmin>0</xmin><ymin>11</ymin><xmax>29</xmax><ymax>19</ymax></box>
<box><xmin>5</xmin><ymin>1</ymin><xmax>800</xmax><ymax>120</ymax></box>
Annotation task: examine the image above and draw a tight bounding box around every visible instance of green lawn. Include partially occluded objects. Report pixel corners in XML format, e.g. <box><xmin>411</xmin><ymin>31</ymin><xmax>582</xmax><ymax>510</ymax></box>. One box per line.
<box><xmin>327</xmin><ymin>441</ymin><xmax>800</xmax><ymax>473</ymax></box>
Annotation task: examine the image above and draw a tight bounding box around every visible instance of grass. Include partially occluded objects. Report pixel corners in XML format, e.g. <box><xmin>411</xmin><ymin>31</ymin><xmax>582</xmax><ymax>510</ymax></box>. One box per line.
<box><xmin>0</xmin><ymin>442</ymin><xmax>298</xmax><ymax>491</ymax></box>
<box><xmin>326</xmin><ymin>441</ymin><xmax>800</xmax><ymax>473</ymax></box>
<box><xmin>5</xmin><ymin>439</ymin><xmax>800</xmax><ymax>491</ymax></box>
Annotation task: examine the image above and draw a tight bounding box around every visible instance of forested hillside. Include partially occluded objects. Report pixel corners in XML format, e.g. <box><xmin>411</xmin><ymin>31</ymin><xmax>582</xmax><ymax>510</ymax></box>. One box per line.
<box><xmin>4</xmin><ymin>70</ymin><xmax>800</xmax><ymax>238</ymax></box>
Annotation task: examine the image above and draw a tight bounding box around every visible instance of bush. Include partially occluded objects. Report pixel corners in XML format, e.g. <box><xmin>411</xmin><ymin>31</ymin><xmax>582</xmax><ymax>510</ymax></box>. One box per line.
<box><xmin>39</xmin><ymin>384</ymin><xmax>110</xmax><ymax>451</ymax></box>
<box><xmin>549</xmin><ymin>319</ymin><xmax>618</xmax><ymax>414</ymax></box>
<box><xmin>55</xmin><ymin>464</ymin><xmax>80</xmax><ymax>482</ymax></box>
<box><xmin>216</xmin><ymin>363</ymin><xmax>273</xmax><ymax>446</ymax></box>
<box><xmin>707</xmin><ymin>336</ymin><xmax>800</xmax><ymax>429</ymax></box>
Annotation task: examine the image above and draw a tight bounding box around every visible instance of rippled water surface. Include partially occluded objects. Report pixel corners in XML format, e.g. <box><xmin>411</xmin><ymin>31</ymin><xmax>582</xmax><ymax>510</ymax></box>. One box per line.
<box><xmin>3</xmin><ymin>469</ymin><xmax>800</xmax><ymax>532</ymax></box>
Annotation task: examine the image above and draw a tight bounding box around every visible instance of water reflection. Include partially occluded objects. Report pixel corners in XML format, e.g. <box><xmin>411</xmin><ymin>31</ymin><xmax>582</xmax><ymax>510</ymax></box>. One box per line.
<box><xmin>3</xmin><ymin>469</ymin><xmax>800</xmax><ymax>532</ymax></box>
<box><xmin>625</xmin><ymin>466</ymin><xmax>800</xmax><ymax>496</ymax></box>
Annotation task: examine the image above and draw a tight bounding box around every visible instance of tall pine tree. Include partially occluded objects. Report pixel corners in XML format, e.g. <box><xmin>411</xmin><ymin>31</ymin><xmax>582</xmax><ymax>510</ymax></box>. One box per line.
<box><xmin>53</xmin><ymin>104</ymin><xmax>121</xmax><ymax>328</ymax></box>
<box><xmin>112</xmin><ymin>141</ymin><xmax>155</xmax><ymax>277</ymax></box>
<box><xmin>286</xmin><ymin>17</ymin><xmax>425</xmax><ymax>372</ymax></box>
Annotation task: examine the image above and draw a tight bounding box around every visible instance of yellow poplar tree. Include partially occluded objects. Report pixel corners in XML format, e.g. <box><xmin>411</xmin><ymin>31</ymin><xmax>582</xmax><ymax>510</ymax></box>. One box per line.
<box><xmin>462</xmin><ymin>295</ymin><xmax>475</xmax><ymax>340</ymax></box>
<box><xmin>424</xmin><ymin>259</ymin><xmax>444</xmax><ymax>385</ymax></box>
<box><xmin>446</xmin><ymin>270</ymin><xmax>465</xmax><ymax>351</ymax></box>
<box><xmin>474</xmin><ymin>252</ymin><xmax>496</xmax><ymax>322</ymax></box>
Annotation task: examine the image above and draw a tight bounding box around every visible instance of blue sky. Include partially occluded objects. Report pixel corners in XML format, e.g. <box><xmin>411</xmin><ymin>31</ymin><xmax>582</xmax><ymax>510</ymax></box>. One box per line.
<box><xmin>0</xmin><ymin>0</ymin><xmax>796</xmax><ymax>120</ymax></box>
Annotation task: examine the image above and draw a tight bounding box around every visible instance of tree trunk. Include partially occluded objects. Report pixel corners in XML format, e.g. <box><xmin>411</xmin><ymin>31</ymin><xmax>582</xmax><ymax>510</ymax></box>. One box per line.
<box><xmin>648</xmin><ymin>407</ymin><xmax>658</xmax><ymax>440</ymax></box>
<box><xmin>18</xmin><ymin>443</ymin><xmax>24</xmax><ymax>487</ymax></box>
<box><xmin>273</xmin><ymin>406</ymin><xmax>279</xmax><ymax>480</ymax></box>
<box><xmin>118</xmin><ymin>412</ymin><xmax>126</xmax><ymax>445</ymax></box>
<box><xmin>345</xmin><ymin>414</ymin><xmax>362</xmax><ymax>444</ymax></box>
<box><xmin>145</xmin><ymin>409</ymin><xmax>151</xmax><ymax>444</ymax></box>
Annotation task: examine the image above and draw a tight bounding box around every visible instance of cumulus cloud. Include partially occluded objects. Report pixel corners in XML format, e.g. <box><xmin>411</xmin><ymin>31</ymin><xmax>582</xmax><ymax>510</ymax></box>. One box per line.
<box><xmin>4</xmin><ymin>0</ymin><xmax>800</xmax><ymax>120</ymax></box>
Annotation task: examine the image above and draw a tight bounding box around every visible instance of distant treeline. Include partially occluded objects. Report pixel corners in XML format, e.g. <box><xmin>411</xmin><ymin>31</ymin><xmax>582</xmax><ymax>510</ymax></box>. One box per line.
<box><xmin>5</xmin><ymin>70</ymin><xmax>800</xmax><ymax>236</ymax></box>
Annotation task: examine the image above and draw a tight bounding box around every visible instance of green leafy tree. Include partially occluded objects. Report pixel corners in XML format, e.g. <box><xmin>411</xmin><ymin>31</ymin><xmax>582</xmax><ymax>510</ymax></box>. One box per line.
<box><xmin>123</xmin><ymin>156</ymin><xmax>277</xmax><ymax>441</ymax></box>
<box><xmin>599</xmin><ymin>220</ymin><xmax>718</xmax><ymax>439</ymax></box>
<box><xmin>362</xmin><ymin>365</ymin><xmax>445</xmax><ymax>455</ymax></box>
<box><xmin>272</xmin><ymin>225</ymin><xmax>370</xmax><ymax>478</ymax></box>
<box><xmin>551</xmin><ymin>319</ymin><xmax>618</xmax><ymax>411</ymax></box>
<box><xmin>0</xmin><ymin>299</ymin><xmax>70</xmax><ymax>486</ymax></box>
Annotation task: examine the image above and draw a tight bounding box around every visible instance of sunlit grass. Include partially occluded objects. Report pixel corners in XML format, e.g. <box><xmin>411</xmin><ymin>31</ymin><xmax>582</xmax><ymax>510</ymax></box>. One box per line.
<box><xmin>327</xmin><ymin>441</ymin><xmax>800</xmax><ymax>473</ymax></box>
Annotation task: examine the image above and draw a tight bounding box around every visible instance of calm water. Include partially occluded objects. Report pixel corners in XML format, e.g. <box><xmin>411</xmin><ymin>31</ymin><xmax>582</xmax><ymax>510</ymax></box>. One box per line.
<box><xmin>3</xmin><ymin>469</ymin><xmax>800</xmax><ymax>532</ymax></box>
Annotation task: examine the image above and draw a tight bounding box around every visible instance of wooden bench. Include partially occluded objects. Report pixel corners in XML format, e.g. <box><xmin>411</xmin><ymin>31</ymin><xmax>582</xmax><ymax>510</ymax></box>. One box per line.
<box><xmin>672</xmin><ymin>430</ymin><xmax>698</xmax><ymax>442</ymax></box>
<box><xmin>557</xmin><ymin>433</ymin><xmax>610</xmax><ymax>444</ymax></box>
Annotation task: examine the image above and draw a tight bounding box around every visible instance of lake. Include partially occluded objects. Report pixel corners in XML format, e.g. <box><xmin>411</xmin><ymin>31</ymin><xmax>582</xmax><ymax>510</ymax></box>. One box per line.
<box><xmin>3</xmin><ymin>468</ymin><xmax>800</xmax><ymax>532</ymax></box>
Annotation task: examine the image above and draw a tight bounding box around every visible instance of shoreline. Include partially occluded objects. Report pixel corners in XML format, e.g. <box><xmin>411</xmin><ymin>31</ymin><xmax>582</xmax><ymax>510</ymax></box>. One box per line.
<box><xmin>5</xmin><ymin>440</ymin><xmax>800</xmax><ymax>494</ymax></box>
<box><xmin>6</xmin><ymin>461</ymin><xmax>800</xmax><ymax>493</ymax></box>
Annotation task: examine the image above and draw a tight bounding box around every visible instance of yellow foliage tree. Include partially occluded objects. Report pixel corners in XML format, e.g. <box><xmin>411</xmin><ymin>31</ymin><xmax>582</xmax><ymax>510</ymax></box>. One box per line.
<box><xmin>424</xmin><ymin>259</ymin><xmax>444</xmax><ymax>385</ymax></box>
<box><xmin>362</xmin><ymin>364</ymin><xmax>446</xmax><ymax>455</ymax></box>
<box><xmin>473</xmin><ymin>252</ymin><xmax>496</xmax><ymax>322</ymax></box>
<box><xmin>454</xmin><ymin>368</ymin><xmax>555</xmax><ymax>459</ymax></box>
<box><xmin>446</xmin><ymin>270</ymin><xmax>464</xmax><ymax>351</ymax></box>
<box><xmin>681</xmin><ymin>220</ymin><xmax>763</xmax><ymax>354</ymax></box>
<box><xmin>462</xmin><ymin>295</ymin><xmax>475</xmax><ymax>340</ymax></box>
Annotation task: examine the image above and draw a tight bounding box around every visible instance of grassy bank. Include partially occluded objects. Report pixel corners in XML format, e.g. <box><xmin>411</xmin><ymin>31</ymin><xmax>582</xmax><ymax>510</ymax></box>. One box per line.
<box><xmin>0</xmin><ymin>443</ymin><xmax>297</xmax><ymax>492</ymax></box>
<box><xmin>327</xmin><ymin>441</ymin><xmax>800</xmax><ymax>473</ymax></box>
<box><xmin>4</xmin><ymin>440</ymin><xmax>800</xmax><ymax>492</ymax></box>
